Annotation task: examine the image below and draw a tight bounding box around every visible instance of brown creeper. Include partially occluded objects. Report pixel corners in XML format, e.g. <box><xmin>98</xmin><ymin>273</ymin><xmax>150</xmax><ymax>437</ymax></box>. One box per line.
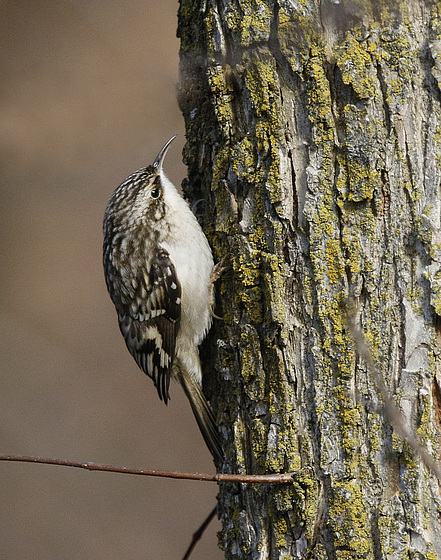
<box><xmin>103</xmin><ymin>137</ymin><xmax>222</xmax><ymax>463</ymax></box>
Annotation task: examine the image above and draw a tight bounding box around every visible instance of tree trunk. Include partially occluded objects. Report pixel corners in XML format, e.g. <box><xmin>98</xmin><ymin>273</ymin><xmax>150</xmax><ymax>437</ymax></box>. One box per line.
<box><xmin>178</xmin><ymin>0</ymin><xmax>441</xmax><ymax>558</ymax></box>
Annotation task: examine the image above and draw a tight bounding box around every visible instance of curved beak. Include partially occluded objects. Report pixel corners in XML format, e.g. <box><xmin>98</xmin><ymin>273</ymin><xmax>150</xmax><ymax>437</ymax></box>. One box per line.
<box><xmin>152</xmin><ymin>135</ymin><xmax>176</xmax><ymax>171</ymax></box>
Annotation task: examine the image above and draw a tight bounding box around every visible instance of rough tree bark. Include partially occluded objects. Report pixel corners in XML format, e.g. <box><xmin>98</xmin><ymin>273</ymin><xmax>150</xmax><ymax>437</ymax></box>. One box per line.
<box><xmin>178</xmin><ymin>0</ymin><xmax>441</xmax><ymax>558</ymax></box>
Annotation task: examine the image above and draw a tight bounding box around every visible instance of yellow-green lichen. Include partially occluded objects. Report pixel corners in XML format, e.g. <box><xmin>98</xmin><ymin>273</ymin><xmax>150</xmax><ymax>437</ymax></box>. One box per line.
<box><xmin>181</xmin><ymin>1</ymin><xmax>441</xmax><ymax>557</ymax></box>
<box><xmin>222</xmin><ymin>0</ymin><xmax>272</xmax><ymax>46</ymax></box>
<box><xmin>416</xmin><ymin>390</ymin><xmax>438</xmax><ymax>453</ymax></box>
<box><xmin>329</xmin><ymin>480</ymin><xmax>372</xmax><ymax>558</ymax></box>
<box><xmin>338</xmin><ymin>153</ymin><xmax>381</xmax><ymax>202</ymax></box>
<box><xmin>207</xmin><ymin>64</ymin><xmax>235</xmax><ymax>135</ymax></box>
<box><xmin>336</xmin><ymin>33</ymin><xmax>377</xmax><ymax>99</ymax></box>
<box><xmin>324</xmin><ymin>239</ymin><xmax>346</xmax><ymax>286</ymax></box>
<box><xmin>430</xmin><ymin>270</ymin><xmax>441</xmax><ymax>315</ymax></box>
<box><xmin>306</xmin><ymin>56</ymin><xmax>334</xmax><ymax>128</ymax></box>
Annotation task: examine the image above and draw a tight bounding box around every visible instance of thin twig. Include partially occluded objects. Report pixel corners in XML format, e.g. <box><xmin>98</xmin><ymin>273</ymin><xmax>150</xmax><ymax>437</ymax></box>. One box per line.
<box><xmin>0</xmin><ymin>454</ymin><xmax>297</xmax><ymax>483</ymax></box>
<box><xmin>181</xmin><ymin>505</ymin><xmax>217</xmax><ymax>560</ymax></box>
<box><xmin>344</xmin><ymin>299</ymin><xmax>441</xmax><ymax>483</ymax></box>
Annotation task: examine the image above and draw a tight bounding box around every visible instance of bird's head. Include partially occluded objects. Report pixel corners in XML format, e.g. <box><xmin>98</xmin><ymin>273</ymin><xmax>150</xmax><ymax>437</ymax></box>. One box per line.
<box><xmin>103</xmin><ymin>136</ymin><xmax>177</xmax><ymax>236</ymax></box>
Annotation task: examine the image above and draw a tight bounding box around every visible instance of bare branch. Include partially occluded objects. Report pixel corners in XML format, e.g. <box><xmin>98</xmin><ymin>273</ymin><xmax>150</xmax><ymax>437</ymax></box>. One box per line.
<box><xmin>181</xmin><ymin>506</ymin><xmax>217</xmax><ymax>560</ymax></box>
<box><xmin>343</xmin><ymin>299</ymin><xmax>441</xmax><ymax>483</ymax></box>
<box><xmin>0</xmin><ymin>454</ymin><xmax>299</xmax><ymax>483</ymax></box>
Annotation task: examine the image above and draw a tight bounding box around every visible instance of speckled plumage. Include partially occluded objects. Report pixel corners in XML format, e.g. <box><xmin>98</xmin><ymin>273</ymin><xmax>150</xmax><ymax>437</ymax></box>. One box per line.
<box><xmin>103</xmin><ymin>137</ymin><xmax>222</xmax><ymax>462</ymax></box>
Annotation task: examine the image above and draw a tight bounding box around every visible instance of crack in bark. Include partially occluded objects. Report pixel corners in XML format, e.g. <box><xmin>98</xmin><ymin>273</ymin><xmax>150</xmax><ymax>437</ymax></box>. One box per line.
<box><xmin>375</xmin><ymin>61</ymin><xmax>392</xmax><ymax>136</ymax></box>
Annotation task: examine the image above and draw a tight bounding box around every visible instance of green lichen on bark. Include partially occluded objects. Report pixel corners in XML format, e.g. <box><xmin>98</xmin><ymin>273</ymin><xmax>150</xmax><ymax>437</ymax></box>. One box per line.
<box><xmin>178</xmin><ymin>0</ymin><xmax>441</xmax><ymax>558</ymax></box>
<box><xmin>329</xmin><ymin>480</ymin><xmax>372</xmax><ymax>558</ymax></box>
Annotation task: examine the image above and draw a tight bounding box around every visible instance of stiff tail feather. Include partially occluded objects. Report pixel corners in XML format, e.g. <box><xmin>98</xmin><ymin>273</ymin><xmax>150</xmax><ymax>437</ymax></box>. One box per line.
<box><xmin>178</xmin><ymin>372</ymin><xmax>223</xmax><ymax>464</ymax></box>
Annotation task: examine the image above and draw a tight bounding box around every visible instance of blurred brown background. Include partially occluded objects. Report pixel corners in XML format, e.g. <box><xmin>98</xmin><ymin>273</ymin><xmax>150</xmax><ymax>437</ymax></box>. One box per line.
<box><xmin>0</xmin><ymin>1</ymin><xmax>222</xmax><ymax>558</ymax></box>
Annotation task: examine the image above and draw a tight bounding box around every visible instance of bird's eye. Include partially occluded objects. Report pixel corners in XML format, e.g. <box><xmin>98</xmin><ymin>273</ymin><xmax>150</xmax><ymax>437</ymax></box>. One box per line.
<box><xmin>150</xmin><ymin>186</ymin><xmax>161</xmax><ymax>199</ymax></box>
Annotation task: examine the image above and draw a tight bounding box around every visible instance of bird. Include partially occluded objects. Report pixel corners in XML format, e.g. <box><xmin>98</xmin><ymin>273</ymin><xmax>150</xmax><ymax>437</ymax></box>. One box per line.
<box><xmin>103</xmin><ymin>136</ymin><xmax>223</xmax><ymax>463</ymax></box>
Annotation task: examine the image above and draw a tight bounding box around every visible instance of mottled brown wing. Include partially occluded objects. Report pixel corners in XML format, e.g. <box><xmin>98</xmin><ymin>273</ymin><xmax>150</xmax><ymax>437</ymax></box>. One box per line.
<box><xmin>118</xmin><ymin>248</ymin><xmax>181</xmax><ymax>403</ymax></box>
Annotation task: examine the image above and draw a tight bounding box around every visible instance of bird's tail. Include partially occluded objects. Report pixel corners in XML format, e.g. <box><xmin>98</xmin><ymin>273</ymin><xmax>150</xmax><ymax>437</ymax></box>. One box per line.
<box><xmin>177</xmin><ymin>370</ymin><xmax>223</xmax><ymax>464</ymax></box>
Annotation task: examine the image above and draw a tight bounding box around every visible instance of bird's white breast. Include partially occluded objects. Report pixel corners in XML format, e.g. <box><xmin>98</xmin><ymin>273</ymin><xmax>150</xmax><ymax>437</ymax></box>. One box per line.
<box><xmin>159</xmin><ymin>174</ymin><xmax>214</xmax><ymax>345</ymax></box>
